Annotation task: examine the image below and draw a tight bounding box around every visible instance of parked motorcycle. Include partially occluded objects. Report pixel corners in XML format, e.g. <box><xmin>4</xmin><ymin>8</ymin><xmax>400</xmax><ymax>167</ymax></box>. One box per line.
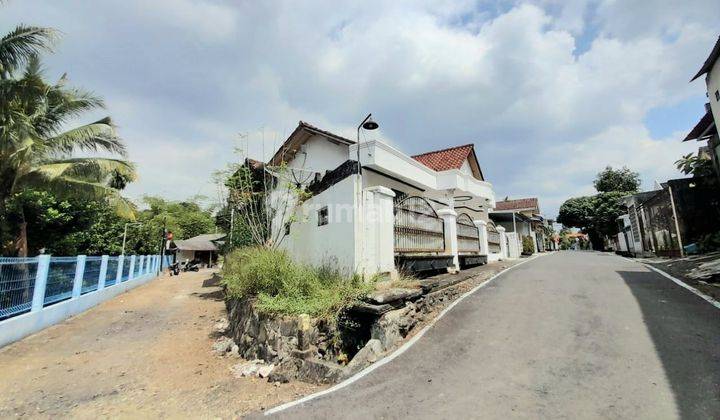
<box><xmin>169</xmin><ymin>261</ymin><xmax>181</xmax><ymax>276</ymax></box>
<box><xmin>182</xmin><ymin>259</ymin><xmax>201</xmax><ymax>272</ymax></box>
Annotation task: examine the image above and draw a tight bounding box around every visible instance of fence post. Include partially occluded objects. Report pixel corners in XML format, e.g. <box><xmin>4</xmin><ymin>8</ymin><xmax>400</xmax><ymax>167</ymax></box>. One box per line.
<box><xmin>145</xmin><ymin>255</ymin><xmax>151</xmax><ymax>275</ymax></box>
<box><xmin>72</xmin><ymin>255</ymin><xmax>86</xmax><ymax>298</ymax></box>
<box><xmin>31</xmin><ymin>255</ymin><xmax>51</xmax><ymax>312</ymax></box>
<box><xmin>474</xmin><ymin>220</ymin><xmax>489</xmax><ymax>256</ymax></box>
<box><xmin>116</xmin><ymin>255</ymin><xmax>124</xmax><ymax>284</ymax></box>
<box><xmin>98</xmin><ymin>255</ymin><xmax>109</xmax><ymax>290</ymax></box>
<box><xmin>497</xmin><ymin>226</ymin><xmax>508</xmax><ymax>259</ymax></box>
<box><xmin>153</xmin><ymin>255</ymin><xmax>159</xmax><ymax>274</ymax></box>
<box><xmin>437</xmin><ymin>208</ymin><xmax>460</xmax><ymax>273</ymax></box>
<box><xmin>128</xmin><ymin>255</ymin><xmax>136</xmax><ymax>280</ymax></box>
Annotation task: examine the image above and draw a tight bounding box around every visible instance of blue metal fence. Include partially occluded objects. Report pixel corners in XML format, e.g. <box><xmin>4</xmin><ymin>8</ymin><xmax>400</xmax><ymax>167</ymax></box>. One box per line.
<box><xmin>0</xmin><ymin>257</ymin><xmax>39</xmax><ymax>318</ymax></box>
<box><xmin>81</xmin><ymin>257</ymin><xmax>103</xmax><ymax>294</ymax></box>
<box><xmin>104</xmin><ymin>257</ymin><xmax>119</xmax><ymax>287</ymax></box>
<box><xmin>44</xmin><ymin>257</ymin><xmax>77</xmax><ymax>306</ymax></box>
<box><xmin>0</xmin><ymin>254</ymin><xmax>159</xmax><ymax>321</ymax></box>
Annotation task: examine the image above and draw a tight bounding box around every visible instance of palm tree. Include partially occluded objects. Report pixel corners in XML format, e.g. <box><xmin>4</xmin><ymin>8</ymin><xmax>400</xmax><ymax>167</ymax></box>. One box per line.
<box><xmin>1</xmin><ymin>23</ymin><xmax>137</xmax><ymax>256</ymax></box>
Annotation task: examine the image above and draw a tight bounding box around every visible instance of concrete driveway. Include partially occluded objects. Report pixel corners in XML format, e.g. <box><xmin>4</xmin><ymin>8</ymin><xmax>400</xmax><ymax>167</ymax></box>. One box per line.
<box><xmin>267</xmin><ymin>252</ymin><xmax>720</xmax><ymax>419</ymax></box>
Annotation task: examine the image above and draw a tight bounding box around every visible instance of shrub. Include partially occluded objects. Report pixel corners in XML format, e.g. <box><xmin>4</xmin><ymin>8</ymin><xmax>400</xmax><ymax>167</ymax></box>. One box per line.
<box><xmin>221</xmin><ymin>247</ymin><xmax>373</xmax><ymax>319</ymax></box>
<box><xmin>698</xmin><ymin>232</ymin><xmax>720</xmax><ymax>253</ymax></box>
<box><xmin>522</xmin><ymin>235</ymin><xmax>535</xmax><ymax>254</ymax></box>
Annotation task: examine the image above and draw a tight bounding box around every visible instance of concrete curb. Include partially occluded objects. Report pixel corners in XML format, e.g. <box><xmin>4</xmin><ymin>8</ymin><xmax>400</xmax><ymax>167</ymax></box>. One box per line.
<box><xmin>264</xmin><ymin>253</ymin><xmax>551</xmax><ymax>416</ymax></box>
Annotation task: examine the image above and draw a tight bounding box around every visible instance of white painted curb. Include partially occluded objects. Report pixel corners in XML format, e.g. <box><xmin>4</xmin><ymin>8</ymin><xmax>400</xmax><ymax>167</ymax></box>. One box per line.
<box><xmin>264</xmin><ymin>253</ymin><xmax>549</xmax><ymax>416</ymax></box>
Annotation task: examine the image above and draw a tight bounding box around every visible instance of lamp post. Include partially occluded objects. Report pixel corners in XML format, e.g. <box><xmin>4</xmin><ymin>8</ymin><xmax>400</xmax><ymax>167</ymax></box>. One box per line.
<box><xmin>121</xmin><ymin>222</ymin><xmax>143</xmax><ymax>255</ymax></box>
<box><xmin>356</xmin><ymin>113</ymin><xmax>379</xmax><ymax>174</ymax></box>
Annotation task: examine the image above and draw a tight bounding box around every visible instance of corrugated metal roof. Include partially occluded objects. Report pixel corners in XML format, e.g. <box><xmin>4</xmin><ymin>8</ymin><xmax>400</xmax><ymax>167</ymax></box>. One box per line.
<box><xmin>174</xmin><ymin>233</ymin><xmax>226</xmax><ymax>251</ymax></box>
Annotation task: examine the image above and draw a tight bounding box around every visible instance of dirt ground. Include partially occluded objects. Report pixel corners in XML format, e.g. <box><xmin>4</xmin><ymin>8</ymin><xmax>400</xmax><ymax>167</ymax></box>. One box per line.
<box><xmin>0</xmin><ymin>270</ymin><xmax>321</xmax><ymax>419</ymax></box>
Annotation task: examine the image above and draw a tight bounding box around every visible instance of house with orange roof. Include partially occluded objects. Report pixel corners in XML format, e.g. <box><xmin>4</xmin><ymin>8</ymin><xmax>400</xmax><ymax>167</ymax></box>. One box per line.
<box><xmin>489</xmin><ymin>197</ymin><xmax>555</xmax><ymax>254</ymax></box>
<box><xmin>261</xmin><ymin>120</ymin><xmax>507</xmax><ymax>277</ymax></box>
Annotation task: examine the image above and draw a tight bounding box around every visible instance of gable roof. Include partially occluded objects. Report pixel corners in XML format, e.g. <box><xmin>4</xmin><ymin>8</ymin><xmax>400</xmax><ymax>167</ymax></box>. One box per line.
<box><xmin>691</xmin><ymin>35</ymin><xmax>720</xmax><ymax>82</ymax></box>
<box><xmin>494</xmin><ymin>197</ymin><xmax>539</xmax><ymax>212</ymax></box>
<box><xmin>683</xmin><ymin>107</ymin><xmax>717</xmax><ymax>141</ymax></box>
<box><xmin>411</xmin><ymin>144</ymin><xmax>485</xmax><ymax>180</ymax></box>
<box><xmin>269</xmin><ymin>121</ymin><xmax>354</xmax><ymax>166</ymax></box>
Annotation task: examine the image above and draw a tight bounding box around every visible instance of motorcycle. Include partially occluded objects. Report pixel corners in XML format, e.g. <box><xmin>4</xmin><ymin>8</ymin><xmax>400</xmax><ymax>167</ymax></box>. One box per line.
<box><xmin>182</xmin><ymin>259</ymin><xmax>201</xmax><ymax>272</ymax></box>
<box><xmin>169</xmin><ymin>261</ymin><xmax>181</xmax><ymax>276</ymax></box>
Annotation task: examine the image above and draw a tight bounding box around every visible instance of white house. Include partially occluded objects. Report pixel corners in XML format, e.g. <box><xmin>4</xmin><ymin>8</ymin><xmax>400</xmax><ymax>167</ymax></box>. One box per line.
<box><xmin>687</xmin><ymin>35</ymin><xmax>720</xmax><ymax>178</ymax></box>
<box><xmin>265</xmin><ymin>121</ymin><xmax>507</xmax><ymax>278</ymax></box>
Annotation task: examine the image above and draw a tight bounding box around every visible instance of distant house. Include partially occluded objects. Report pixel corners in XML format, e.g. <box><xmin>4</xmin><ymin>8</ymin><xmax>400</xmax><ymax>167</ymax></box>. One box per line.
<box><xmin>687</xmin><ymin>35</ymin><xmax>720</xmax><ymax>179</ymax></box>
<box><xmin>490</xmin><ymin>197</ymin><xmax>554</xmax><ymax>252</ymax></box>
<box><xmin>173</xmin><ymin>233</ymin><xmax>226</xmax><ymax>267</ymax></box>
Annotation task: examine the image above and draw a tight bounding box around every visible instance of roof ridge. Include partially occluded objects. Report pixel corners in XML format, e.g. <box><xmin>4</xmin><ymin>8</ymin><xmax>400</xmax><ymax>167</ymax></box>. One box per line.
<box><xmin>411</xmin><ymin>143</ymin><xmax>474</xmax><ymax>158</ymax></box>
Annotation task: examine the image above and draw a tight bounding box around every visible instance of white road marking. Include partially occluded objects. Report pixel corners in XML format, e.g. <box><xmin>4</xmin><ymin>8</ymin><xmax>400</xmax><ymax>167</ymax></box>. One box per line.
<box><xmin>643</xmin><ymin>263</ymin><xmax>720</xmax><ymax>310</ymax></box>
<box><xmin>264</xmin><ymin>254</ymin><xmax>548</xmax><ymax>416</ymax></box>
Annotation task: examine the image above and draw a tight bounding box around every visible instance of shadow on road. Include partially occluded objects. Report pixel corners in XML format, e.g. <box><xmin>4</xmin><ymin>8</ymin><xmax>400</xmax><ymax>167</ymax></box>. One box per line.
<box><xmin>192</xmin><ymin>272</ymin><xmax>224</xmax><ymax>301</ymax></box>
<box><xmin>617</xmin><ymin>270</ymin><xmax>720</xmax><ymax>419</ymax></box>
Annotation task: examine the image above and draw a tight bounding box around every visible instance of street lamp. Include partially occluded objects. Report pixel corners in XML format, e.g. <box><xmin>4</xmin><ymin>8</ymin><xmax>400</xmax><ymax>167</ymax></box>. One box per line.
<box><xmin>356</xmin><ymin>113</ymin><xmax>379</xmax><ymax>174</ymax></box>
<box><xmin>121</xmin><ymin>222</ymin><xmax>143</xmax><ymax>255</ymax></box>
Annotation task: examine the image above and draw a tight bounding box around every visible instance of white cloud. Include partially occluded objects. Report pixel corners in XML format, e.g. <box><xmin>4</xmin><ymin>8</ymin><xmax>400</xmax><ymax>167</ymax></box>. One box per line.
<box><xmin>0</xmin><ymin>0</ymin><xmax>716</xmax><ymax>219</ymax></box>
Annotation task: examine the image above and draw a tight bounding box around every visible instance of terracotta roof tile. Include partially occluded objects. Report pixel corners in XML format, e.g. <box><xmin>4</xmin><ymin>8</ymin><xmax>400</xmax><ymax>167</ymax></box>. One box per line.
<box><xmin>495</xmin><ymin>198</ymin><xmax>539</xmax><ymax>211</ymax></box>
<box><xmin>412</xmin><ymin>144</ymin><xmax>474</xmax><ymax>172</ymax></box>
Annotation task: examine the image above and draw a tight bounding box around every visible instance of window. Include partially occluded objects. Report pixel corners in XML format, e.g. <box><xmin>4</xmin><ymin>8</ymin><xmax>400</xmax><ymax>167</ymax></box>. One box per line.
<box><xmin>715</xmin><ymin>90</ymin><xmax>720</xmax><ymax>101</ymax></box>
<box><xmin>317</xmin><ymin>206</ymin><xmax>328</xmax><ymax>226</ymax></box>
<box><xmin>284</xmin><ymin>222</ymin><xmax>291</xmax><ymax>235</ymax></box>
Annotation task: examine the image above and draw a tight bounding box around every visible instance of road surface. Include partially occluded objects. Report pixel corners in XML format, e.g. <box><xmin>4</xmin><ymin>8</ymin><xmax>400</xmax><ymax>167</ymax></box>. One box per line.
<box><xmin>268</xmin><ymin>252</ymin><xmax>720</xmax><ymax>419</ymax></box>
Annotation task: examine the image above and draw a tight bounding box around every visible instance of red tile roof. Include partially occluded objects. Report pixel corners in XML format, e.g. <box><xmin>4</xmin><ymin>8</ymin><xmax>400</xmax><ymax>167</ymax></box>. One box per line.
<box><xmin>412</xmin><ymin>144</ymin><xmax>475</xmax><ymax>172</ymax></box>
<box><xmin>495</xmin><ymin>198</ymin><xmax>539</xmax><ymax>211</ymax></box>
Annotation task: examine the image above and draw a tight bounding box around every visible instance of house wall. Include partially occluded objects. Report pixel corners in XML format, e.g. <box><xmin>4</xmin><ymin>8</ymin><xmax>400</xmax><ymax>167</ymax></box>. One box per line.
<box><xmin>286</xmin><ymin>134</ymin><xmax>349</xmax><ymax>174</ymax></box>
<box><xmin>707</xmin><ymin>59</ymin><xmax>720</xmax><ymax>126</ymax></box>
<box><xmin>279</xmin><ymin>175</ymin><xmax>358</xmax><ymax>274</ymax></box>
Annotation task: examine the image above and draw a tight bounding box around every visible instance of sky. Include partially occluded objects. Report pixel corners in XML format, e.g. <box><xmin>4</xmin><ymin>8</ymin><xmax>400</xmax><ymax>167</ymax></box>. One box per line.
<box><xmin>1</xmin><ymin>0</ymin><xmax>718</xmax><ymax>218</ymax></box>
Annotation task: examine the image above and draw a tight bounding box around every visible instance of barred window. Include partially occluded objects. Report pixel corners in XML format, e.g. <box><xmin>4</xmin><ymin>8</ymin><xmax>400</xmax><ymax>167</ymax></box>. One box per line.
<box><xmin>318</xmin><ymin>206</ymin><xmax>328</xmax><ymax>226</ymax></box>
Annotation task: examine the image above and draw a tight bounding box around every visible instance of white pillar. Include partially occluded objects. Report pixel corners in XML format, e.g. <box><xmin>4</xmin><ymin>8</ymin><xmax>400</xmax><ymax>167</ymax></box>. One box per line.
<box><xmin>497</xmin><ymin>226</ymin><xmax>509</xmax><ymax>259</ymax></box>
<box><xmin>438</xmin><ymin>208</ymin><xmax>459</xmax><ymax>273</ymax></box>
<box><xmin>474</xmin><ymin>220</ymin><xmax>489</xmax><ymax>256</ymax></box>
<box><xmin>116</xmin><ymin>255</ymin><xmax>125</xmax><ymax>284</ymax></box>
<box><xmin>128</xmin><ymin>255</ymin><xmax>136</xmax><ymax>280</ymax></box>
<box><xmin>72</xmin><ymin>255</ymin><xmax>86</xmax><ymax>298</ymax></box>
<box><xmin>98</xmin><ymin>255</ymin><xmax>109</xmax><ymax>290</ymax></box>
<box><xmin>362</xmin><ymin>186</ymin><xmax>396</xmax><ymax>279</ymax></box>
<box><xmin>31</xmin><ymin>255</ymin><xmax>51</xmax><ymax>312</ymax></box>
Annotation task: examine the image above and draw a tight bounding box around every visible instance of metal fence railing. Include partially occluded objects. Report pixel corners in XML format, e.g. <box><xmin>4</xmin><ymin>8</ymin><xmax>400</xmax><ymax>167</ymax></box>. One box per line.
<box><xmin>0</xmin><ymin>257</ymin><xmax>39</xmax><ymax>318</ymax></box>
<box><xmin>44</xmin><ymin>257</ymin><xmax>78</xmax><ymax>306</ymax></box>
<box><xmin>0</xmin><ymin>255</ymin><xmax>159</xmax><ymax>321</ymax></box>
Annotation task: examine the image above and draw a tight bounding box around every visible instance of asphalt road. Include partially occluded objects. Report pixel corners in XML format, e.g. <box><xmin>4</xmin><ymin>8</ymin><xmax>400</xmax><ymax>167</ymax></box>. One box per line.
<box><xmin>267</xmin><ymin>252</ymin><xmax>720</xmax><ymax>419</ymax></box>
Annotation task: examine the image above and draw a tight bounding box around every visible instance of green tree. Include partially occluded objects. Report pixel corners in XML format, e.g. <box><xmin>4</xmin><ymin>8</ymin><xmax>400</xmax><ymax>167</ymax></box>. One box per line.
<box><xmin>558</xmin><ymin>167</ymin><xmax>640</xmax><ymax>249</ymax></box>
<box><xmin>593</xmin><ymin>166</ymin><xmax>640</xmax><ymax>193</ymax></box>
<box><xmin>0</xmin><ymin>17</ymin><xmax>136</xmax><ymax>255</ymax></box>
<box><xmin>675</xmin><ymin>153</ymin><xmax>715</xmax><ymax>177</ymax></box>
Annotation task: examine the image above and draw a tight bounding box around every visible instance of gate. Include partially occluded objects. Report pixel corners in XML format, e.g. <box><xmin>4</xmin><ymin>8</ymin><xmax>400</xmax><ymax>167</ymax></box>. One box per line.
<box><xmin>456</xmin><ymin>213</ymin><xmax>480</xmax><ymax>254</ymax></box>
<box><xmin>487</xmin><ymin>221</ymin><xmax>502</xmax><ymax>253</ymax></box>
<box><xmin>394</xmin><ymin>196</ymin><xmax>445</xmax><ymax>254</ymax></box>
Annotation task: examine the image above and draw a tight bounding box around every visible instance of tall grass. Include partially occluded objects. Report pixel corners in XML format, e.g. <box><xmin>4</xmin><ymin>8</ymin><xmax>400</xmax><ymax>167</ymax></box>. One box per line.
<box><xmin>221</xmin><ymin>247</ymin><xmax>373</xmax><ymax>319</ymax></box>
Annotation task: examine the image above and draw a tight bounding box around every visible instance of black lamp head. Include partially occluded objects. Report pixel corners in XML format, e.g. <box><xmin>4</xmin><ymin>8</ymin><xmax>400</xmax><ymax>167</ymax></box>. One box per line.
<box><xmin>362</xmin><ymin>117</ymin><xmax>379</xmax><ymax>130</ymax></box>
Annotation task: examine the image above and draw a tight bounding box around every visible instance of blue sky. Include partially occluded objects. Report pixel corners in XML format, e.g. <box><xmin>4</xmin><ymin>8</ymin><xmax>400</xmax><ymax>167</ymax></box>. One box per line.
<box><xmin>1</xmin><ymin>0</ymin><xmax>717</xmax><ymax>217</ymax></box>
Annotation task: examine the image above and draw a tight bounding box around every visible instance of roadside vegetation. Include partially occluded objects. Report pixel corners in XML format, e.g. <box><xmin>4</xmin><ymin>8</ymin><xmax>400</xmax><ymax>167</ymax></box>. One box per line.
<box><xmin>221</xmin><ymin>247</ymin><xmax>373</xmax><ymax>319</ymax></box>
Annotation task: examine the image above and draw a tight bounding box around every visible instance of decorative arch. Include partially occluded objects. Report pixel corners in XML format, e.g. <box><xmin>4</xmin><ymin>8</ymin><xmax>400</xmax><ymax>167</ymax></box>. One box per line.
<box><xmin>456</xmin><ymin>213</ymin><xmax>480</xmax><ymax>253</ymax></box>
<box><xmin>393</xmin><ymin>196</ymin><xmax>444</xmax><ymax>254</ymax></box>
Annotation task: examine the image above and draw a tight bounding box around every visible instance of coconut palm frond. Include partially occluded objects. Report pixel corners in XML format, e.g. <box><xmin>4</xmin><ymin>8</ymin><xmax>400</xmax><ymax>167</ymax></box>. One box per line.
<box><xmin>28</xmin><ymin>157</ymin><xmax>136</xmax><ymax>182</ymax></box>
<box><xmin>0</xmin><ymin>25</ymin><xmax>56</xmax><ymax>77</ymax></box>
<box><xmin>46</xmin><ymin>118</ymin><xmax>126</xmax><ymax>156</ymax></box>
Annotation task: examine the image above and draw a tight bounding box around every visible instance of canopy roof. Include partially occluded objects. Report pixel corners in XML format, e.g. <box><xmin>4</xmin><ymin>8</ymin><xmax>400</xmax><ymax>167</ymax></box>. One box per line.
<box><xmin>174</xmin><ymin>233</ymin><xmax>226</xmax><ymax>251</ymax></box>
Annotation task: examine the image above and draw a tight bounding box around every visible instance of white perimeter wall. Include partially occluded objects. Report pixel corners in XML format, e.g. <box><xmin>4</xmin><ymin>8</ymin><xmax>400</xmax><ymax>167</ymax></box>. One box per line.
<box><xmin>280</xmin><ymin>175</ymin><xmax>358</xmax><ymax>274</ymax></box>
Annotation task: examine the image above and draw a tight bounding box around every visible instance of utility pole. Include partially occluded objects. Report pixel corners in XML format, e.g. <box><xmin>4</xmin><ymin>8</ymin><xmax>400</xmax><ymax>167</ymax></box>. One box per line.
<box><xmin>229</xmin><ymin>207</ymin><xmax>235</xmax><ymax>246</ymax></box>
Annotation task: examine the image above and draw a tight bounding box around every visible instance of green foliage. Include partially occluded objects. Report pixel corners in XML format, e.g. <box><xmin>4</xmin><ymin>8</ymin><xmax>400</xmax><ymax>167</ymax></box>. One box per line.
<box><xmin>521</xmin><ymin>235</ymin><xmax>535</xmax><ymax>254</ymax></box>
<box><xmin>559</xmin><ymin>166</ymin><xmax>641</xmax><ymax>249</ymax></box>
<box><xmin>221</xmin><ymin>247</ymin><xmax>373</xmax><ymax>319</ymax></box>
<box><xmin>697</xmin><ymin>232</ymin><xmax>720</xmax><ymax>253</ymax></box>
<box><xmin>675</xmin><ymin>153</ymin><xmax>715</xmax><ymax>178</ymax></box>
<box><xmin>0</xmin><ymin>190</ymin><xmax>129</xmax><ymax>256</ymax></box>
<box><xmin>593</xmin><ymin>166</ymin><xmax>640</xmax><ymax>193</ymax></box>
